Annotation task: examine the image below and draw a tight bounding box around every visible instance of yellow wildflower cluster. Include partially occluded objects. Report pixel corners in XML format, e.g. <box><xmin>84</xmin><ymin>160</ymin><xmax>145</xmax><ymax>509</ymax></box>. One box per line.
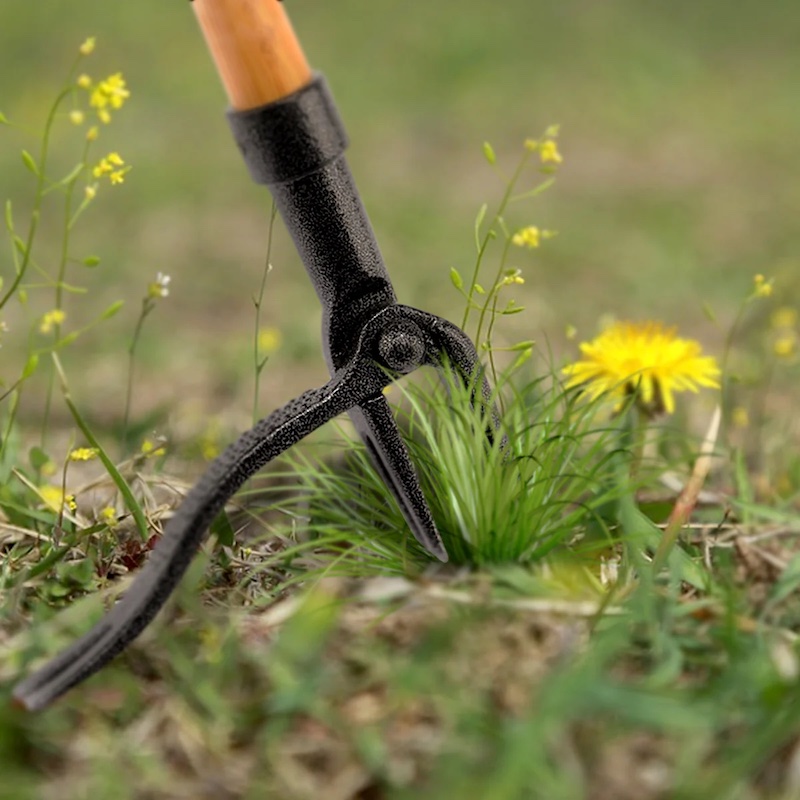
<box><xmin>753</xmin><ymin>274</ymin><xmax>774</xmax><ymax>298</ymax></box>
<box><xmin>69</xmin><ymin>447</ymin><xmax>99</xmax><ymax>462</ymax></box>
<box><xmin>87</xmin><ymin>73</ymin><xmax>130</xmax><ymax>124</ymax></box>
<box><xmin>141</xmin><ymin>438</ymin><xmax>166</xmax><ymax>457</ymax></box>
<box><xmin>563</xmin><ymin>321</ymin><xmax>721</xmax><ymax>415</ymax></box>
<box><xmin>93</xmin><ymin>152</ymin><xmax>130</xmax><ymax>185</ymax></box>
<box><xmin>39</xmin><ymin>309</ymin><xmax>66</xmax><ymax>334</ymax></box>
<box><xmin>501</xmin><ymin>268</ymin><xmax>525</xmax><ymax>286</ymax></box>
<box><xmin>512</xmin><ymin>226</ymin><xmax>540</xmax><ymax>249</ymax></box>
<box><xmin>100</xmin><ymin>506</ymin><xmax>117</xmax><ymax>527</ymax></box>
<box><xmin>524</xmin><ymin>126</ymin><xmax>563</xmax><ymax>165</ymax></box>
<box><xmin>771</xmin><ymin>305</ymin><xmax>797</xmax><ymax>359</ymax></box>
<box><xmin>39</xmin><ymin>486</ymin><xmax>77</xmax><ymax>514</ymax></box>
<box><xmin>79</xmin><ymin>37</ymin><xmax>96</xmax><ymax>56</ymax></box>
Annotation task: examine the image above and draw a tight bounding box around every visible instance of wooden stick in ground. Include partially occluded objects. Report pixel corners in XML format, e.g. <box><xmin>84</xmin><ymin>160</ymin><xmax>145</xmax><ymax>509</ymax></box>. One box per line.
<box><xmin>192</xmin><ymin>0</ymin><xmax>312</xmax><ymax>110</ymax></box>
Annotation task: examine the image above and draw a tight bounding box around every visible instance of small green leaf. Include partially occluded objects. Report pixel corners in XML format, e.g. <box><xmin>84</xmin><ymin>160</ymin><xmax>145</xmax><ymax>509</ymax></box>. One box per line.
<box><xmin>20</xmin><ymin>150</ymin><xmax>38</xmax><ymax>176</ymax></box>
<box><xmin>501</xmin><ymin>306</ymin><xmax>525</xmax><ymax>315</ymax></box>
<box><xmin>21</xmin><ymin>353</ymin><xmax>39</xmax><ymax>379</ymax></box>
<box><xmin>510</xmin><ymin>347</ymin><xmax>533</xmax><ymax>372</ymax></box>
<box><xmin>13</xmin><ymin>235</ymin><xmax>27</xmax><ymax>256</ymax></box>
<box><xmin>0</xmin><ymin>111</ymin><xmax>9</xmax><ymax>124</ymax></box>
<box><xmin>474</xmin><ymin>283</ymin><xmax>485</xmax><ymax>295</ymax></box>
<box><xmin>769</xmin><ymin>553</ymin><xmax>800</xmax><ymax>606</ymax></box>
<box><xmin>28</xmin><ymin>446</ymin><xmax>52</xmax><ymax>471</ymax></box>
<box><xmin>211</xmin><ymin>510</ymin><xmax>235</xmax><ymax>548</ymax></box>
<box><xmin>100</xmin><ymin>300</ymin><xmax>124</xmax><ymax>319</ymax></box>
<box><xmin>482</xmin><ymin>141</ymin><xmax>496</xmax><ymax>165</ymax></box>
<box><xmin>449</xmin><ymin>267</ymin><xmax>463</xmax><ymax>290</ymax></box>
<box><xmin>4</xmin><ymin>200</ymin><xmax>12</xmax><ymax>232</ymax></box>
<box><xmin>82</xmin><ymin>255</ymin><xmax>101</xmax><ymax>267</ymax></box>
<box><xmin>509</xmin><ymin>339</ymin><xmax>536</xmax><ymax>351</ymax></box>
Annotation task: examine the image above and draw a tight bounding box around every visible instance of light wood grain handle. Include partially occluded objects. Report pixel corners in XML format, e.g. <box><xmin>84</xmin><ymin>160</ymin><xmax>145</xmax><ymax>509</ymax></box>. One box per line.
<box><xmin>192</xmin><ymin>0</ymin><xmax>312</xmax><ymax>110</ymax></box>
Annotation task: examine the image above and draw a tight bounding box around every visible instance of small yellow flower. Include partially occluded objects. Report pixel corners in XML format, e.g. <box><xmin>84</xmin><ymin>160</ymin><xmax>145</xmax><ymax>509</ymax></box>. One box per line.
<box><xmin>39</xmin><ymin>309</ymin><xmax>66</xmax><ymax>334</ymax></box>
<box><xmin>100</xmin><ymin>506</ymin><xmax>117</xmax><ymax>526</ymax></box>
<box><xmin>540</xmin><ymin>139</ymin><xmax>563</xmax><ymax>165</ymax></box>
<box><xmin>512</xmin><ymin>226</ymin><xmax>541</xmax><ymax>249</ymax></box>
<box><xmin>562</xmin><ymin>321</ymin><xmax>721</xmax><ymax>415</ymax></box>
<box><xmin>97</xmin><ymin>108</ymin><xmax>111</xmax><ymax>125</ymax></box>
<box><xmin>501</xmin><ymin>268</ymin><xmax>525</xmax><ymax>286</ymax></box>
<box><xmin>774</xmin><ymin>334</ymin><xmax>796</xmax><ymax>358</ymax></box>
<box><xmin>79</xmin><ymin>37</ymin><xmax>96</xmax><ymax>56</ymax></box>
<box><xmin>93</xmin><ymin>152</ymin><xmax>129</xmax><ymax>184</ymax></box>
<box><xmin>86</xmin><ymin>125</ymin><xmax>99</xmax><ymax>142</ymax></box>
<box><xmin>77</xmin><ymin>74</ymin><xmax>92</xmax><ymax>89</ymax></box>
<box><xmin>39</xmin><ymin>486</ymin><xmax>74</xmax><ymax>513</ymax></box>
<box><xmin>258</xmin><ymin>326</ymin><xmax>282</xmax><ymax>355</ymax></box>
<box><xmin>69</xmin><ymin>447</ymin><xmax>99</xmax><ymax>462</ymax></box>
<box><xmin>771</xmin><ymin>306</ymin><xmax>797</xmax><ymax>329</ymax></box>
<box><xmin>141</xmin><ymin>438</ymin><xmax>166</xmax><ymax>457</ymax></box>
<box><xmin>84</xmin><ymin>184</ymin><xmax>97</xmax><ymax>201</ymax></box>
<box><xmin>147</xmin><ymin>272</ymin><xmax>171</xmax><ymax>299</ymax></box>
<box><xmin>731</xmin><ymin>407</ymin><xmax>750</xmax><ymax>429</ymax></box>
<box><xmin>753</xmin><ymin>274</ymin><xmax>774</xmax><ymax>298</ymax></box>
<box><xmin>69</xmin><ymin>110</ymin><xmax>84</xmax><ymax>126</ymax></box>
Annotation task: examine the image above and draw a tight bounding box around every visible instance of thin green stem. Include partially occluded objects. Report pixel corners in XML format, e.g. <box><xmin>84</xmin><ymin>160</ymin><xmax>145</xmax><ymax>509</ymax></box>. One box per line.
<box><xmin>460</xmin><ymin>152</ymin><xmax>531</xmax><ymax>334</ymax></box>
<box><xmin>252</xmin><ymin>201</ymin><xmax>278</xmax><ymax>425</ymax></box>
<box><xmin>122</xmin><ymin>297</ymin><xmax>155</xmax><ymax>452</ymax></box>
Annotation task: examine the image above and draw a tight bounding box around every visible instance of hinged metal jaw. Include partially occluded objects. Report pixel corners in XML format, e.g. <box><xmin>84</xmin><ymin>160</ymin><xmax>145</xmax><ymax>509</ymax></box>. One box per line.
<box><xmin>12</xmin><ymin>74</ymin><xmax>499</xmax><ymax>712</ymax></box>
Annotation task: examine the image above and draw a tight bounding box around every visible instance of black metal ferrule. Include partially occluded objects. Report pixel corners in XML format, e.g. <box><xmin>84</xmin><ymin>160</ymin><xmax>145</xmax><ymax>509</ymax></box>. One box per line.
<box><xmin>227</xmin><ymin>74</ymin><xmax>348</xmax><ymax>186</ymax></box>
<box><xmin>227</xmin><ymin>75</ymin><xmax>397</xmax><ymax>370</ymax></box>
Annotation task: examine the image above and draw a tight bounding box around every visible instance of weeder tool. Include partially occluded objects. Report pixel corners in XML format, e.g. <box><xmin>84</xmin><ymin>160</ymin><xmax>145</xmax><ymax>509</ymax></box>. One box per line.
<box><xmin>13</xmin><ymin>0</ymin><xmax>497</xmax><ymax>711</ymax></box>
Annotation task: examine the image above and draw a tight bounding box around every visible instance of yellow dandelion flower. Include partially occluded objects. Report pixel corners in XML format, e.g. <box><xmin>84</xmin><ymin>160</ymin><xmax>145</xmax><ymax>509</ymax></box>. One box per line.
<box><xmin>69</xmin><ymin>110</ymin><xmax>84</xmax><ymax>126</ymax></box>
<box><xmin>258</xmin><ymin>326</ymin><xmax>282</xmax><ymax>354</ymax></box>
<box><xmin>512</xmin><ymin>226</ymin><xmax>541</xmax><ymax>249</ymax></box>
<box><xmin>771</xmin><ymin>306</ymin><xmax>797</xmax><ymax>329</ymax></box>
<box><xmin>69</xmin><ymin>447</ymin><xmax>99</xmax><ymax>461</ymax></box>
<box><xmin>774</xmin><ymin>334</ymin><xmax>796</xmax><ymax>358</ymax></box>
<box><xmin>79</xmin><ymin>37</ymin><xmax>96</xmax><ymax>56</ymax></box>
<box><xmin>562</xmin><ymin>321</ymin><xmax>721</xmax><ymax>415</ymax></box>
<box><xmin>77</xmin><ymin>74</ymin><xmax>92</xmax><ymax>89</ymax></box>
<box><xmin>753</xmin><ymin>274</ymin><xmax>774</xmax><ymax>298</ymax></box>
<box><xmin>540</xmin><ymin>139</ymin><xmax>563</xmax><ymax>164</ymax></box>
<box><xmin>39</xmin><ymin>309</ymin><xmax>66</xmax><ymax>334</ymax></box>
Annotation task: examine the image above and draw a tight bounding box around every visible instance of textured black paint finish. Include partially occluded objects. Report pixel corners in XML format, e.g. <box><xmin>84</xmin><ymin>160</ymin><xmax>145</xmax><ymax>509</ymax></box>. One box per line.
<box><xmin>12</xmin><ymin>73</ymin><xmax>500</xmax><ymax>711</ymax></box>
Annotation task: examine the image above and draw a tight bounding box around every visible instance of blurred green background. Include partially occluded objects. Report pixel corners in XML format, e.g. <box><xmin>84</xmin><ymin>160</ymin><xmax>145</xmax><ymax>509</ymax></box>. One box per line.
<box><xmin>1</xmin><ymin>0</ymin><xmax>798</xmax><ymax>434</ymax></box>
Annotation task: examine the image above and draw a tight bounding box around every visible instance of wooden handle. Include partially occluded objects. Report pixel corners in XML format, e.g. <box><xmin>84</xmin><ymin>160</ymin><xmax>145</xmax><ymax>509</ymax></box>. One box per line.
<box><xmin>192</xmin><ymin>0</ymin><xmax>312</xmax><ymax>110</ymax></box>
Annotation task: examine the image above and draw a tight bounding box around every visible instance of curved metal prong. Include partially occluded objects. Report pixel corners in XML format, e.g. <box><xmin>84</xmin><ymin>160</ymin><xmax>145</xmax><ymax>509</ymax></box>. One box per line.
<box><xmin>12</xmin><ymin>359</ymin><xmax>383</xmax><ymax>712</ymax></box>
<box><xmin>349</xmin><ymin>395</ymin><xmax>448</xmax><ymax>562</ymax></box>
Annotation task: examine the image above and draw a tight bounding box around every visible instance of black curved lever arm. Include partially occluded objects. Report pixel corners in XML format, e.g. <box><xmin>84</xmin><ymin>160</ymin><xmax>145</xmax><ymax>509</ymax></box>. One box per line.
<box><xmin>12</xmin><ymin>361</ymin><xmax>379</xmax><ymax>712</ymax></box>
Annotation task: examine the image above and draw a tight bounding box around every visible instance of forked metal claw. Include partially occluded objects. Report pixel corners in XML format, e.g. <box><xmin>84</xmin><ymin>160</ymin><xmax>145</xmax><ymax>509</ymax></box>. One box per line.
<box><xmin>13</xmin><ymin>2</ymin><xmax>504</xmax><ymax>710</ymax></box>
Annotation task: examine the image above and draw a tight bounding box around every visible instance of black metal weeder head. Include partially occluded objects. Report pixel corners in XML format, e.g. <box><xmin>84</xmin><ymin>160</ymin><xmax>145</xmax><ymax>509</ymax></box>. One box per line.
<box><xmin>12</xmin><ymin>28</ymin><xmax>498</xmax><ymax>714</ymax></box>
